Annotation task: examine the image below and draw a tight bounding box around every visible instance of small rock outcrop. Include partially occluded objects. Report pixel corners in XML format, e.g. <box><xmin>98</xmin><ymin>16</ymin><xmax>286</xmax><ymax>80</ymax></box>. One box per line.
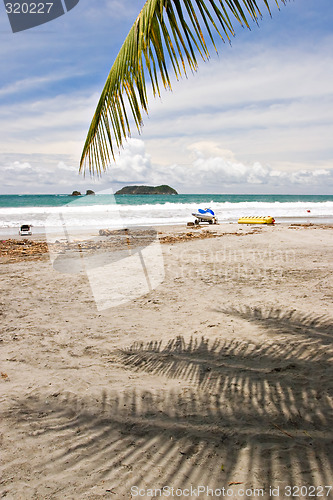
<box><xmin>86</xmin><ymin>190</ymin><xmax>95</xmax><ymax>195</ymax></box>
<box><xmin>71</xmin><ymin>191</ymin><xmax>81</xmax><ymax>196</ymax></box>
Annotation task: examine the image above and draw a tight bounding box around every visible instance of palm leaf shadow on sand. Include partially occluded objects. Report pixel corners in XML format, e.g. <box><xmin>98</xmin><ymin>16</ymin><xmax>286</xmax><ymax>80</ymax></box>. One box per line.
<box><xmin>5</xmin><ymin>307</ymin><xmax>333</xmax><ymax>496</ymax></box>
<box><xmin>6</xmin><ymin>382</ymin><xmax>333</xmax><ymax>495</ymax></box>
<box><xmin>218</xmin><ymin>305</ymin><xmax>333</xmax><ymax>345</ymax></box>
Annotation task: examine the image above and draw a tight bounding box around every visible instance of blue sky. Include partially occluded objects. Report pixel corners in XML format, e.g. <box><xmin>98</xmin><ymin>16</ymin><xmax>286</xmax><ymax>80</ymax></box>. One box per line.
<box><xmin>0</xmin><ymin>0</ymin><xmax>332</xmax><ymax>194</ymax></box>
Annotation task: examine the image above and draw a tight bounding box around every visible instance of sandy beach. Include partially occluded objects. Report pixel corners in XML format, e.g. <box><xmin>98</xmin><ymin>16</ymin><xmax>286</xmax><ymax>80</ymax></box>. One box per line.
<box><xmin>1</xmin><ymin>223</ymin><xmax>332</xmax><ymax>499</ymax></box>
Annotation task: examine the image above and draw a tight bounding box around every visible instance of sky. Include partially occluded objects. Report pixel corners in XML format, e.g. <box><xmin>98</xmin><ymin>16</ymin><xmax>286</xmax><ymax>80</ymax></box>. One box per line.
<box><xmin>0</xmin><ymin>0</ymin><xmax>333</xmax><ymax>194</ymax></box>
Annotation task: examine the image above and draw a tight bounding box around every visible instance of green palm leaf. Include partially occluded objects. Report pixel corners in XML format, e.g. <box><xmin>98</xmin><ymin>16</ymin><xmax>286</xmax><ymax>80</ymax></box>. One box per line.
<box><xmin>80</xmin><ymin>0</ymin><xmax>285</xmax><ymax>175</ymax></box>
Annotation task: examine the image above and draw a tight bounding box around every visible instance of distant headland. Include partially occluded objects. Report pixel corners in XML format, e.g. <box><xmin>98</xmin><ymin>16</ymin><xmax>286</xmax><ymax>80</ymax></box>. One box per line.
<box><xmin>115</xmin><ymin>185</ymin><xmax>178</xmax><ymax>195</ymax></box>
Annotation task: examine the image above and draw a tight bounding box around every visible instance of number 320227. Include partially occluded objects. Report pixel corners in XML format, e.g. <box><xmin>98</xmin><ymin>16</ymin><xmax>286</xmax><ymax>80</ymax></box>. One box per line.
<box><xmin>5</xmin><ymin>3</ymin><xmax>53</xmax><ymax>14</ymax></box>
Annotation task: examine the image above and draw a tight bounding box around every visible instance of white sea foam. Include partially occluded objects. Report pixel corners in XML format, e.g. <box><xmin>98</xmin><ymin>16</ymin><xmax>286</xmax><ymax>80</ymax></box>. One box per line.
<box><xmin>0</xmin><ymin>201</ymin><xmax>332</xmax><ymax>234</ymax></box>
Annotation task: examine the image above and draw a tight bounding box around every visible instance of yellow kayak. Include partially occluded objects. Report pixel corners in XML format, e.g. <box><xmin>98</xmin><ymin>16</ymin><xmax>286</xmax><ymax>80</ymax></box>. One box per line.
<box><xmin>238</xmin><ymin>216</ymin><xmax>275</xmax><ymax>224</ymax></box>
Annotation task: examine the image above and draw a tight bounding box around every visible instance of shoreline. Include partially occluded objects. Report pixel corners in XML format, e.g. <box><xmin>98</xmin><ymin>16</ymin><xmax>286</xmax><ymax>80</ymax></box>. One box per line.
<box><xmin>1</xmin><ymin>216</ymin><xmax>333</xmax><ymax>241</ymax></box>
<box><xmin>1</xmin><ymin>222</ymin><xmax>333</xmax><ymax>262</ymax></box>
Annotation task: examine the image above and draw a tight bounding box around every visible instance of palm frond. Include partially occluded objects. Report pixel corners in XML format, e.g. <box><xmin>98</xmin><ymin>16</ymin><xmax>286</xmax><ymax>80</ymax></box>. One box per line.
<box><xmin>80</xmin><ymin>0</ymin><xmax>285</xmax><ymax>175</ymax></box>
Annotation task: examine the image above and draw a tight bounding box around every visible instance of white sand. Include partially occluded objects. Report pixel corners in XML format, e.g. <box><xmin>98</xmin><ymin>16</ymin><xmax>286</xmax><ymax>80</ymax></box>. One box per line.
<box><xmin>1</xmin><ymin>224</ymin><xmax>332</xmax><ymax>499</ymax></box>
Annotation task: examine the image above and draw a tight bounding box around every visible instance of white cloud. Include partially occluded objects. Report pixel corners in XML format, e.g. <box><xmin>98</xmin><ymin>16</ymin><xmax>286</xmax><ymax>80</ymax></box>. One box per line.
<box><xmin>141</xmin><ymin>43</ymin><xmax>333</xmax><ymax>171</ymax></box>
<box><xmin>112</xmin><ymin>139</ymin><xmax>152</xmax><ymax>181</ymax></box>
<box><xmin>107</xmin><ymin>139</ymin><xmax>333</xmax><ymax>193</ymax></box>
<box><xmin>0</xmin><ymin>70</ymin><xmax>85</xmax><ymax>98</ymax></box>
<box><xmin>1</xmin><ymin>159</ymin><xmax>109</xmax><ymax>193</ymax></box>
<box><xmin>2</xmin><ymin>139</ymin><xmax>331</xmax><ymax>194</ymax></box>
<box><xmin>0</xmin><ymin>90</ymin><xmax>98</xmax><ymax>158</ymax></box>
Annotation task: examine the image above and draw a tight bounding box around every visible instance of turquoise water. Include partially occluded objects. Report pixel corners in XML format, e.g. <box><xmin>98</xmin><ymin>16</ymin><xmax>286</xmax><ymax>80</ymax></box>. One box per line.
<box><xmin>1</xmin><ymin>193</ymin><xmax>332</xmax><ymax>209</ymax></box>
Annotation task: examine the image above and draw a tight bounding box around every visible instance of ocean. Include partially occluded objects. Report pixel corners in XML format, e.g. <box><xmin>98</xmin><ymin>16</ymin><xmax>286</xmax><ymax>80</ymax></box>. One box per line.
<box><xmin>0</xmin><ymin>193</ymin><xmax>332</xmax><ymax>236</ymax></box>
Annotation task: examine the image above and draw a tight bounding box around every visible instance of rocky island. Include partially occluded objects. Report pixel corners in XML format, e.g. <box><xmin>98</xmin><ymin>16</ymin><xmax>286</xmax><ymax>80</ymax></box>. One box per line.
<box><xmin>115</xmin><ymin>185</ymin><xmax>178</xmax><ymax>195</ymax></box>
<box><xmin>70</xmin><ymin>190</ymin><xmax>95</xmax><ymax>196</ymax></box>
